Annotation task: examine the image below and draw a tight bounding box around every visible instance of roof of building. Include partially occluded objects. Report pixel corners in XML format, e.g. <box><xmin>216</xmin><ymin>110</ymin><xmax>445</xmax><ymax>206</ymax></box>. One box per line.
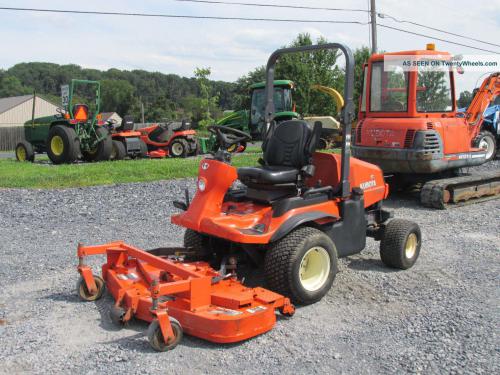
<box><xmin>0</xmin><ymin>95</ymin><xmax>33</xmax><ymax>115</ymax></box>
<box><xmin>100</xmin><ymin>112</ymin><xmax>121</xmax><ymax>121</ymax></box>
<box><xmin>0</xmin><ymin>94</ymin><xmax>58</xmax><ymax>115</ymax></box>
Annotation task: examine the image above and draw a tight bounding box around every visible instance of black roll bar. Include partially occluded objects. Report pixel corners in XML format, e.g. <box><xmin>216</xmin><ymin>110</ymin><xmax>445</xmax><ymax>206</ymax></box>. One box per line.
<box><xmin>264</xmin><ymin>43</ymin><xmax>355</xmax><ymax>198</ymax></box>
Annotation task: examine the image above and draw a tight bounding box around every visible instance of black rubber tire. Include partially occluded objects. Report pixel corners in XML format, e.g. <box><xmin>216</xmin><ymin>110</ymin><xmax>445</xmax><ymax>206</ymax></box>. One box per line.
<box><xmin>147</xmin><ymin>317</ymin><xmax>183</xmax><ymax>352</ymax></box>
<box><xmin>317</xmin><ymin>138</ymin><xmax>328</xmax><ymax>150</ymax></box>
<box><xmin>169</xmin><ymin>138</ymin><xmax>188</xmax><ymax>158</ymax></box>
<box><xmin>15</xmin><ymin>140</ymin><xmax>35</xmax><ymax>162</ymax></box>
<box><xmin>183</xmin><ymin>229</ymin><xmax>204</xmax><ymax>250</ymax></box>
<box><xmin>111</xmin><ymin>140</ymin><xmax>126</xmax><ymax>161</ymax></box>
<box><xmin>82</xmin><ymin>127</ymin><xmax>112</xmax><ymax>162</ymax></box>
<box><xmin>473</xmin><ymin>130</ymin><xmax>497</xmax><ymax>162</ymax></box>
<box><xmin>77</xmin><ymin>275</ymin><xmax>105</xmax><ymax>302</ymax></box>
<box><xmin>264</xmin><ymin>226</ymin><xmax>338</xmax><ymax>305</ymax></box>
<box><xmin>139</xmin><ymin>140</ymin><xmax>149</xmax><ymax>158</ymax></box>
<box><xmin>380</xmin><ymin>219</ymin><xmax>421</xmax><ymax>270</ymax></box>
<box><xmin>47</xmin><ymin>125</ymin><xmax>78</xmax><ymax>164</ymax></box>
<box><xmin>109</xmin><ymin>306</ymin><xmax>127</xmax><ymax>326</ymax></box>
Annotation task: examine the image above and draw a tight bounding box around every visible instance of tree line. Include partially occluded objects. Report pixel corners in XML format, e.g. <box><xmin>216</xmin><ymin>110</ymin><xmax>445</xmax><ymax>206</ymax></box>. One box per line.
<box><xmin>5</xmin><ymin>33</ymin><xmax>472</xmax><ymax>126</ymax></box>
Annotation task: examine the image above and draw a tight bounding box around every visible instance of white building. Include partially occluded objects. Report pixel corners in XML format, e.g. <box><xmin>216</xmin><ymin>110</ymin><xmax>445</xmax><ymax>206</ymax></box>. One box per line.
<box><xmin>0</xmin><ymin>94</ymin><xmax>59</xmax><ymax>150</ymax></box>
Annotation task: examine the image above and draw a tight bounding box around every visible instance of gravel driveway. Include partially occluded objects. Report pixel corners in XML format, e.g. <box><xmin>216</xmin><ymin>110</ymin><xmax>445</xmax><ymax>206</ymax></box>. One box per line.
<box><xmin>1</xmin><ymin>162</ymin><xmax>499</xmax><ymax>374</ymax></box>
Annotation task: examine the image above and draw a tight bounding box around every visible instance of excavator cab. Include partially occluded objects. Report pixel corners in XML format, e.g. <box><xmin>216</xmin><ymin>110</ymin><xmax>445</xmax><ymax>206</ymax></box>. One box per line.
<box><xmin>353</xmin><ymin>45</ymin><xmax>500</xmax><ymax>208</ymax></box>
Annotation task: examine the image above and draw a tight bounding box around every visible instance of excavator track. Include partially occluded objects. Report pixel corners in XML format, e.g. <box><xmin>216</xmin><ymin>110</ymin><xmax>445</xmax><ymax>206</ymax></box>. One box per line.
<box><xmin>420</xmin><ymin>170</ymin><xmax>500</xmax><ymax>209</ymax></box>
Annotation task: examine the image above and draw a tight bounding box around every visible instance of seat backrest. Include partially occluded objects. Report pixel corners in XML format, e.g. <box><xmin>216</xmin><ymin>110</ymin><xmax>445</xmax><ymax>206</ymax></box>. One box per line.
<box><xmin>121</xmin><ymin>115</ymin><xmax>135</xmax><ymax>131</ymax></box>
<box><xmin>263</xmin><ymin>120</ymin><xmax>321</xmax><ymax>168</ymax></box>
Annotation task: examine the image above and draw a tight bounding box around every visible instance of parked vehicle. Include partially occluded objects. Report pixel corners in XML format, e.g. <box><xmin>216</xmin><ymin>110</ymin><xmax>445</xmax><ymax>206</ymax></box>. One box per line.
<box><xmin>15</xmin><ymin>80</ymin><xmax>112</xmax><ymax>164</ymax></box>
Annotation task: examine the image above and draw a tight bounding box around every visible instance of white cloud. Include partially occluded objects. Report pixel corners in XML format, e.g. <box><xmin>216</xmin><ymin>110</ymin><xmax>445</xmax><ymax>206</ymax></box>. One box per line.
<box><xmin>0</xmin><ymin>0</ymin><xmax>498</xmax><ymax>91</ymax></box>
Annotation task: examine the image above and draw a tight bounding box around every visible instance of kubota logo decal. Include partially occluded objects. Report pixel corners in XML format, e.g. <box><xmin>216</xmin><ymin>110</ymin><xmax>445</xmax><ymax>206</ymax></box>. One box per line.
<box><xmin>360</xmin><ymin>177</ymin><xmax>377</xmax><ymax>190</ymax></box>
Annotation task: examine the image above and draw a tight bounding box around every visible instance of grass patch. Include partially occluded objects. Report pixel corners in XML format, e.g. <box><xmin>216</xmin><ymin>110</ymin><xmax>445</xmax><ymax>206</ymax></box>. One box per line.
<box><xmin>0</xmin><ymin>154</ymin><xmax>261</xmax><ymax>189</ymax></box>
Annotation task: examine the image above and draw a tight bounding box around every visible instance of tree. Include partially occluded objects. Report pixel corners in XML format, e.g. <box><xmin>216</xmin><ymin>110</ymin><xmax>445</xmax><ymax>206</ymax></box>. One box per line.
<box><xmin>194</xmin><ymin>67</ymin><xmax>219</xmax><ymax>128</ymax></box>
<box><xmin>458</xmin><ymin>90</ymin><xmax>473</xmax><ymax>109</ymax></box>
<box><xmin>100</xmin><ymin>79</ymin><xmax>136</xmax><ymax>116</ymax></box>
<box><xmin>0</xmin><ymin>76</ymin><xmax>32</xmax><ymax>97</ymax></box>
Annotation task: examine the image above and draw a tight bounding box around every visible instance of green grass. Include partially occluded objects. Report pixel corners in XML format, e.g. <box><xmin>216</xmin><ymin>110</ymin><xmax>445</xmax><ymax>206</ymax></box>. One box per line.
<box><xmin>0</xmin><ymin>154</ymin><xmax>261</xmax><ymax>189</ymax></box>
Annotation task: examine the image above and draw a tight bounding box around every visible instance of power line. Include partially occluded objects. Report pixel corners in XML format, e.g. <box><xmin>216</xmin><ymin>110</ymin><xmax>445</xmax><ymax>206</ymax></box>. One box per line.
<box><xmin>173</xmin><ymin>0</ymin><xmax>369</xmax><ymax>12</ymax></box>
<box><xmin>1</xmin><ymin>6</ymin><xmax>499</xmax><ymax>54</ymax></box>
<box><xmin>378</xmin><ymin>24</ymin><xmax>500</xmax><ymax>54</ymax></box>
<box><xmin>0</xmin><ymin>6</ymin><xmax>369</xmax><ymax>24</ymax></box>
<box><xmin>378</xmin><ymin>13</ymin><xmax>500</xmax><ymax>48</ymax></box>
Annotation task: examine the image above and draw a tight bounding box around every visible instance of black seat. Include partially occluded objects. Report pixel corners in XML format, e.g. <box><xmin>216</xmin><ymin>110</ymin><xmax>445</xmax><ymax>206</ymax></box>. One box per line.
<box><xmin>120</xmin><ymin>115</ymin><xmax>135</xmax><ymax>131</ymax></box>
<box><xmin>238</xmin><ymin>120</ymin><xmax>320</xmax><ymax>196</ymax></box>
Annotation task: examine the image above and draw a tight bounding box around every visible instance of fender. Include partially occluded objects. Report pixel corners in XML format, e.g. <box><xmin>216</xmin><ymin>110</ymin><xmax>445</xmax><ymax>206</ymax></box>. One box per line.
<box><xmin>270</xmin><ymin>211</ymin><xmax>337</xmax><ymax>242</ymax></box>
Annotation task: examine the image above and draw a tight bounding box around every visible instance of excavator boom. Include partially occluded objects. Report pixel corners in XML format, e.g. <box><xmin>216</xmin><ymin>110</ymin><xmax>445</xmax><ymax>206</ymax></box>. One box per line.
<box><xmin>465</xmin><ymin>73</ymin><xmax>500</xmax><ymax>127</ymax></box>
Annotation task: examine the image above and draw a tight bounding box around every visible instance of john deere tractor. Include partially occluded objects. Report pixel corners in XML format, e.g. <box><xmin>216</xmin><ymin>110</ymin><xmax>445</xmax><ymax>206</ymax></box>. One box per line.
<box><xmin>15</xmin><ymin>80</ymin><xmax>112</xmax><ymax>164</ymax></box>
<box><xmin>198</xmin><ymin>80</ymin><xmax>299</xmax><ymax>153</ymax></box>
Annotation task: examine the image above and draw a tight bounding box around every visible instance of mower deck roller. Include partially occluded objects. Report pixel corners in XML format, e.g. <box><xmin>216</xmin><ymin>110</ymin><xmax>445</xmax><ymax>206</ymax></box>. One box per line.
<box><xmin>76</xmin><ymin>242</ymin><xmax>294</xmax><ymax>351</ymax></box>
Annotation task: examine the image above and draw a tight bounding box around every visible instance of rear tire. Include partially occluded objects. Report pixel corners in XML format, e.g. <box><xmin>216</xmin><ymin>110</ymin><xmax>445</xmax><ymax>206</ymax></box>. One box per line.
<box><xmin>47</xmin><ymin>125</ymin><xmax>78</xmax><ymax>164</ymax></box>
<box><xmin>473</xmin><ymin>130</ymin><xmax>497</xmax><ymax>162</ymax></box>
<box><xmin>15</xmin><ymin>140</ymin><xmax>35</xmax><ymax>162</ymax></box>
<box><xmin>169</xmin><ymin>138</ymin><xmax>188</xmax><ymax>158</ymax></box>
<box><xmin>380</xmin><ymin>219</ymin><xmax>421</xmax><ymax>269</ymax></box>
<box><xmin>82</xmin><ymin>127</ymin><xmax>112</xmax><ymax>162</ymax></box>
<box><xmin>111</xmin><ymin>140</ymin><xmax>126</xmax><ymax>160</ymax></box>
<box><xmin>264</xmin><ymin>226</ymin><xmax>338</xmax><ymax>305</ymax></box>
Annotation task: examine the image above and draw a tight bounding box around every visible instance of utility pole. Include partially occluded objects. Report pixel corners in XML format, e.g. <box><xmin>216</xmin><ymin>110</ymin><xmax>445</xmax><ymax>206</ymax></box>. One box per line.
<box><xmin>370</xmin><ymin>0</ymin><xmax>378</xmax><ymax>54</ymax></box>
<box><xmin>141</xmin><ymin>102</ymin><xmax>145</xmax><ymax>124</ymax></box>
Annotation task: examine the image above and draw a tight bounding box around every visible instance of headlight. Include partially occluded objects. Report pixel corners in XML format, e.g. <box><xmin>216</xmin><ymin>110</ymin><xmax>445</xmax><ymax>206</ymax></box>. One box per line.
<box><xmin>198</xmin><ymin>179</ymin><xmax>206</xmax><ymax>192</ymax></box>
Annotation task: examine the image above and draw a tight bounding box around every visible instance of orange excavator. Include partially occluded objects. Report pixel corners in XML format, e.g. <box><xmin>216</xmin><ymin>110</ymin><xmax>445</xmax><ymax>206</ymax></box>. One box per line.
<box><xmin>353</xmin><ymin>44</ymin><xmax>500</xmax><ymax>208</ymax></box>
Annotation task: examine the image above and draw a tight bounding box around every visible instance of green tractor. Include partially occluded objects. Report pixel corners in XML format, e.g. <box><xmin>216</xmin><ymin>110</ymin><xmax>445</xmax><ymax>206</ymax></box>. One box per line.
<box><xmin>198</xmin><ymin>80</ymin><xmax>299</xmax><ymax>153</ymax></box>
<box><xmin>15</xmin><ymin>79</ymin><xmax>112</xmax><ymax>164</ymax></box>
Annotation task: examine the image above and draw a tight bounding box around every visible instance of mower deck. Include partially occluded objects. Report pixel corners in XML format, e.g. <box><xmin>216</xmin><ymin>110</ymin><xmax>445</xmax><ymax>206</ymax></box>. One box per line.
<box><xmin>76</xmin><ymin>241</ymin><xmax>294</xmax><ymax>350</ymax></box>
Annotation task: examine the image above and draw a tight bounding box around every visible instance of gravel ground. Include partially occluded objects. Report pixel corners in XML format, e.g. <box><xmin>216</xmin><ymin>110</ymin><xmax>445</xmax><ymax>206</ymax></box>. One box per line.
<box><xmin>0</xmin><ymin>161</ymin><xmax>499</xmax><ymax>374</ymax></box>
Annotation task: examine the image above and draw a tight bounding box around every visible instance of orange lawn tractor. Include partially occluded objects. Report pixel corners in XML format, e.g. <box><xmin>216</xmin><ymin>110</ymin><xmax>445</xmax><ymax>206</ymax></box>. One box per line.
<box><xmin>353</xmin><ymin>44</ymin><xmax>500</xmax><ymax>208</ymax></box>
<box><xmin>76</xmin><ymin>43</ymin><xmax>422</xmax><ymax>352</ymax></box>
<box><xmin>138</xmin><ymin>120</ymin><xmax>199</xmax><ymax>158</ymax></box>
<box><xmin>108</xmin><ymin>115</ymin><xmax>148</xmax><ymax>160</ymax></box>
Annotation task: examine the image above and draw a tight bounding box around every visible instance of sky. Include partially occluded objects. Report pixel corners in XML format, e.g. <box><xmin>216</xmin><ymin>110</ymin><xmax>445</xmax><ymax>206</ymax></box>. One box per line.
<box><xmin>0</xmin><ymin>0</ymin><xmax>499</xmax><ymax>92</ymax></box>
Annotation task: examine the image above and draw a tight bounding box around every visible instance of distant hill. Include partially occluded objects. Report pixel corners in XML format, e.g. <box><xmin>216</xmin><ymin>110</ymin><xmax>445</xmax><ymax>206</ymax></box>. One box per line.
<box><xmin>0</xmin><ymin>62</ymin><xmax>237</xmax><ymax>123</ymax></box>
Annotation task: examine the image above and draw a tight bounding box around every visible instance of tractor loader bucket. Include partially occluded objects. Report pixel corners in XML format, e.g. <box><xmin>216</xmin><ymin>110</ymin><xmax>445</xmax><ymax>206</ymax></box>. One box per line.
<box><xmin>76</xmin><ymin>242</ymin><xmax>294</xmax><ymax>351</ymax></box>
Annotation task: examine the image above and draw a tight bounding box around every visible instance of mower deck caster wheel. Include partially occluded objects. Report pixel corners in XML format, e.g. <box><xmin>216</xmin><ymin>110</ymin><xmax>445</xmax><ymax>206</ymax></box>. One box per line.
<box><xmin>147</xmin><ymin>317</ymin><xmax>183</xmax><ymax>352</ymax></box>
<box><xmin>77</xmin><ymin>275</ymin><xmax>105</xmax><ymax>301</ymax></box>
<box><xmin>279</xmin><ymin>307</ymin><xmax>295</xmax><ymax>317</ymax></box>
<box><xmin>109</xmin><ymin>306</ymin><xmax>127</xmax><ymax>327</ymax></box>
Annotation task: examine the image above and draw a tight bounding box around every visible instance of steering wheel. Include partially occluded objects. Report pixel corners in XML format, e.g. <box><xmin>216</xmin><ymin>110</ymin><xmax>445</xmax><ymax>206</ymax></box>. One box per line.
<box><xmin>207</xmin><ymin>125</ymin><xmax>252</xmax><ymax>151</ymax></box>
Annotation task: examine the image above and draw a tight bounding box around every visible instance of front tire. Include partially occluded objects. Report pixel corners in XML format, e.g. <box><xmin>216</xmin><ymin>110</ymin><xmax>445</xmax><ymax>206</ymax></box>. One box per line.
<box><xmin>110</xmin><ymin>140</ymin><xmax>126</xmax><ymax>160</ymax></box>
<box><xmin>15</xmin><ymin>140</ymin><xmax>35</xmax><ymax>162</ymax></box>
<box><xmin>82</xmin><ymin>127</ymin><xmax>112</xmax><ymax>162</ymax></box>
<box><xmin>169</xmin><ymin>138</ymin><xmax>188</xmax><ymax>158</ymax></box>
<box><xmin>264</xmin><ymin>226</ymin><xmax>338</xmax><ymax>305</ymax></box>
<box><xmin>380</xmin><ymin>219</ymin><xmax>421</xmax><ymax>269</ymax></box>
<box><xmin>474</xmin><ymin>130</ymin><xmax>497</xmax><ymax>162</ymax></box>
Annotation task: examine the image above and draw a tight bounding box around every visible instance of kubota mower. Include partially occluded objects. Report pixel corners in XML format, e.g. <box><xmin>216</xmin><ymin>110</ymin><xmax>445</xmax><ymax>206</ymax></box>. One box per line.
<box><xmin>108</xmin><ymin>115</ymin><xmax>148</xmax><ymax>160</ymax></box>
<box><xmin>171</xmin><ymin>43</ymin><xmax>422</xmax><ymax>306</ymax></box>
<box><xmin>76</xmin><ymin>43</ymin><xmax>422</xmax><ymax>352</ymax></box>
<box><xmin>138</xmin><ymin>120</ymin><xmax>199</xmax><ymax>158</ymax></box>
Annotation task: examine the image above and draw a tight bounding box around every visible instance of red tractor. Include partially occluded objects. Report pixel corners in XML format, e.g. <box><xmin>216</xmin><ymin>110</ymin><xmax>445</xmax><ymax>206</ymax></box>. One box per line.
<box><xmin>138</xmin><ymin>120</ymin><xmax>199</xmax><ymax>158</ymax></box>
<box><xmin>109</xmin><ymin>116</ymin><xmax>199</xmax><ymax>159</ymax></box>
<box><xmin>353</xmin><ymin>44</ymin><xmax>500</xmax><ymax>208</ymax></box>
